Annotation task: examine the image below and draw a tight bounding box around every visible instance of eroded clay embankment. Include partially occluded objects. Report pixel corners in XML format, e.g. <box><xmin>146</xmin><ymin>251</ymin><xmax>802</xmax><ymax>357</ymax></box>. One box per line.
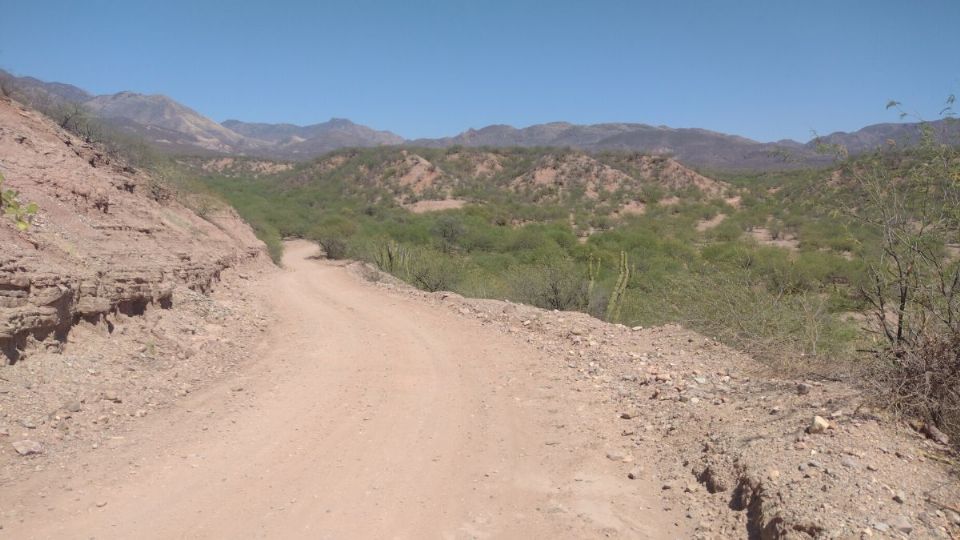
<box><xmin>0</xmin><ymin>96</ymin><xmax>265</xmax><ymax>364</ymax></box>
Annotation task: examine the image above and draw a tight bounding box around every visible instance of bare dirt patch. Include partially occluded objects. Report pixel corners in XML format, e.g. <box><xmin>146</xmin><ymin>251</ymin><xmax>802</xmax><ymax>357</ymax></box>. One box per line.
<box><xmin>658</xmin><ymin>195</ymin><xmax>681</xmax><ymax>206</ymax></box>
<box><xmin>696</xmin><ymin>213</ymin><xmax>727</xmax><ymax>231</ymax></box>
<box><xmin>404</xmin><ymin>199</ymin><xmax>467</xmax><ymax>213</ymax></box>
<box><xmin>749</xmin><ymin>227</ymin><xmax>800</xmax><ymax>250</ymax></box>
<box><xmin>393</xmin><ymin>153</ymin><xmax>445</xmax><ymax>194</ymax></box>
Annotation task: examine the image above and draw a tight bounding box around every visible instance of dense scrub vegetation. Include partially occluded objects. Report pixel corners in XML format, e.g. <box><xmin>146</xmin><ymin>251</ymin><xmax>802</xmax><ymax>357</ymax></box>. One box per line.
<box><xmin>191</xmin><ymin>145</ymin><xmax>898</xmax><ymax>370</ymax></box>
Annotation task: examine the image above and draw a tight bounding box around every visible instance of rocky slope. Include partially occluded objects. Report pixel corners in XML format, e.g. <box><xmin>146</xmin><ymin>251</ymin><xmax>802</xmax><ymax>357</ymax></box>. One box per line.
<box><xmin>84</xmin><ymin>92</ymin><xmax>256</xmax><ymax>154</ymax></box>
<box><xmin>0</xmin><ymin>96</ymin><xmax>265</xmax><ymax>364</ymax></box>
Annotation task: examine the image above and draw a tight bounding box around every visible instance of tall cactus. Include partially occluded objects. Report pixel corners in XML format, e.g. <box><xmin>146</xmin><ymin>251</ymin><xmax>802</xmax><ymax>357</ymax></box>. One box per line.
<box><xmin>373</xmin><ymin>239</ymin><xmax>409</xmax><ymax>276</ymax></box>
<box><xmin>605</xmin><ymin>251</ymin><xmax>629</xmax><ymax>323</ymax></box>
<box><xmin>586</xmin><ymin>254</ymin><xmax>601</xmax><ymax>298</ymax></box>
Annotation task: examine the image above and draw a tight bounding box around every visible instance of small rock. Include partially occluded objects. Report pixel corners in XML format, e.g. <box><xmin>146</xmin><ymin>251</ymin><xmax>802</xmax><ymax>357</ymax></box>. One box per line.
<box><xmin>95</xmin><ymin>500</ymin><xmax>108</xmax><ymax>508</ymax></box>
<box><xmin>840</xmin><ymin>456</ymin><xmax>859</xmax><ymax>469</ymax></box>
<box><xmin>627</xmin><ymin>467</ymin><xmax>644</xmax><ymax>480</ymax></box>
<box><xmin>18</xmin><ymin>417</ymin><xmax>39</xmax><ymax>429</ymax></box>
<box><xmin>808</xmin><ymin>416</ymin><xmax>830</xmax><ymax>434</ymax></box>
<box><xmin>872</xmin><ymin>522</ymin><xmax>889</xmax><ymax>533</ymax></box>
<box><xmin>797</xmin><ymin>382</ymin><xmax>813</xmax><ymax>395</ymax></box>
<box><xmin>888</xmin><ymin>515</ymin><xmax>912</xmax><ymax>534</ymax></box>
<box><xmin>893</xmin><ymin>491</ymin><xmax>906</xmax><ymax>504</ymax></box>
<box><xmin>620</xmin><ymin>412</ymin><xmax>635</xmax><ymax>420</ymax></box>
<box><xmin>12</xmin><ymin>440</ymin><xmax>43</xmax><ymax>456</ymax></box>
<box><xmin>65</xmin><ymin>401</ymin><xmax>82</xmax><ymax>413</ymax></box>
<box><xmin>606</xmin><ymin>450</ymin><xmax>631</xmax><ymax>462</ymax></box>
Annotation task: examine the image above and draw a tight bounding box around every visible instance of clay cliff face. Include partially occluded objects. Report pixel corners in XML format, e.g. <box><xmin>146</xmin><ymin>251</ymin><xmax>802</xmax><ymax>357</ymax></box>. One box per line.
<box><xmin>0</xmin><ymin>97</ymin><xmax>265</xmax><ymax>363</ymax></box>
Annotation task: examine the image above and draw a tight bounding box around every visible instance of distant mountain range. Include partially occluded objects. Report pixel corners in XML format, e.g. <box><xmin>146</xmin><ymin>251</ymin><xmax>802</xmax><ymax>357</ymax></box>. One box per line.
<box><xmin>2</xmin><ymin>69</ymin><xmax>956</xmax><ymax>170</ymax></box>
<box><xmin>222</xmin><ymin>118</ymin><xmax>403</xmax><ymax>158</ymax></box>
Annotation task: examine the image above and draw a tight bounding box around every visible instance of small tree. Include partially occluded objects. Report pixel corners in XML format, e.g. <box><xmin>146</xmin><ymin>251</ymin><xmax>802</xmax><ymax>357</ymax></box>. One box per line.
<box><xmin>432</xmin><ymin>215</ymin><xmax>465</xmax><ymax>253</ymax></box>
<box><xmin>408</xmin><ymin>248</ymin><xmax>464</xmax><ymax>292</ymax></box>
<box><xmin>851</xmin><ymin>99</ymin><xmax>960</xmax><ymax>439</ymax></box>
<box><xmin>308</xmin><ymin>217</ymin><xmax>357</xmax><ymax>260</ymax></box>
<box><xmin>508</xmin><ymin>257</ymin><xmax>587</xmax><ymax>311</ymax></box>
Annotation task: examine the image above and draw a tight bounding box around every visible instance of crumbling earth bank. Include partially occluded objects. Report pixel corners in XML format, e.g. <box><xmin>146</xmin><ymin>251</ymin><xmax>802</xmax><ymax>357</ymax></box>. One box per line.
<box><xmin>0</xmin><ymin>95</ymin><xmax>269</xmax><ymax>477</ymax></box>
<box><xmin>0</xmin><ymin>96</ymin><xmax>265</xmax><ymax>363</ymax></box>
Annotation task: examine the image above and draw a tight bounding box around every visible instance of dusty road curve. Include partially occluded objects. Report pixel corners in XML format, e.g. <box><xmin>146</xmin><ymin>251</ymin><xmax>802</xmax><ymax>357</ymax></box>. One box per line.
<box><xmin>3</xmin><ymin>241</ymin><xmax>687</xmax><ymax>539</ymax></box>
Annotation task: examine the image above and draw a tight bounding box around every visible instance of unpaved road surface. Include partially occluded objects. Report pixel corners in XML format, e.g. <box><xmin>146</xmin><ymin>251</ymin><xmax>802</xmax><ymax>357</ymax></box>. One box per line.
<box><xmin>2</xmin><ymin>241</ymin><xmax>687</xmax><ymax>539</ymax></box>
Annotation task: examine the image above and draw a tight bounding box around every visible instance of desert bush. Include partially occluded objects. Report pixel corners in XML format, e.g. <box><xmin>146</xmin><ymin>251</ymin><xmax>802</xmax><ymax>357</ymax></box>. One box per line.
<box><xmin>847</xmin><ymin>105</ymin><xmax>960</xmax><ymax>440</ymax></box>
<box><xmin>871</xmin><ymin>333</ymin><xmax>960</xmax><ymax>443</ymax></box>
<box><xmin>506</xmin><ymin>257</ymin><xmax>587</xmax><ymax>311</ymax></box>
<box><xmin>626</xmin><ymin>268</ymin><xmax>856</xmax><ymax>369</ymax></box>
<box><xmin>431</xmin><ymin>214</ymin><xmax>466</xmax><ymax>253</ymax></box>
<box><xmin>308</xmin><ymin>216</ymin><xmax>357</xmax><ymax>260</ymax></box>
<box><xmin>406</xmin><ymin>248</ymin><xmax>464</xmax><ymax>292</ymax></box>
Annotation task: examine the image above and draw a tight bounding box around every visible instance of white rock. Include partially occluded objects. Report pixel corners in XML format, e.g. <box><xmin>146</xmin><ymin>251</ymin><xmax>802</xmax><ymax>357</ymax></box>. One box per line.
<box><xmin>808</xmin><ymin>416</ymin><xmax>830</xmax><ymax>434</ymax></box>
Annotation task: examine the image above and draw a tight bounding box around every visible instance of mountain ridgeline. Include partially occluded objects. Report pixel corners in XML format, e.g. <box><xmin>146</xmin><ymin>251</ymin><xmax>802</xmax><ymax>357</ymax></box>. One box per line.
<box><xmin>1</xmin><ymin>68</ymin><xmax>957</xmax><ymax>170</ymax></box>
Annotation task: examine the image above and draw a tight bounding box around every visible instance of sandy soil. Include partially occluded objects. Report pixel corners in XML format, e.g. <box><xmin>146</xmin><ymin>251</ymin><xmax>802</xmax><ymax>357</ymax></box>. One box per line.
<box><xmin>696</xmin><ymin>214</ymin><xmax>727</xmax><ymax>231</ymax></box>
<box><xmin>0</xmin><ymin>241</ymin><xmax>689</xmax><ymax>539</ymax></box>
<box><xmin>404</xmin><ymin>199</ymin><xmax>467</xmax><ymax>213</ymax></box>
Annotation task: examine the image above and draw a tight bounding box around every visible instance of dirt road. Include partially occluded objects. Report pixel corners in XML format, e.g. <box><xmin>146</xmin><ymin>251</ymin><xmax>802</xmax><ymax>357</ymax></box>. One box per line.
<box><xmin>2</xmin><ymin>241</ymin><xmax>686</xmax><ymax>539</ymax></box>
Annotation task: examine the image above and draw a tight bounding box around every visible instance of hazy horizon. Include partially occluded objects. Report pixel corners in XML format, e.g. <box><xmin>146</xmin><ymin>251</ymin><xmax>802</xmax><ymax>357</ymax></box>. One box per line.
<box><xmin>4</xmin><ymin>0</ymin><xmax>958</xmax><ymax>142</ymax></box>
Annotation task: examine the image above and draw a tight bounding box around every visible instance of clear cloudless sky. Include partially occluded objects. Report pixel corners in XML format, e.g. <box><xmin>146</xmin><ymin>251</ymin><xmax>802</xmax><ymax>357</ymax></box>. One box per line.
<box><xmin>3</xmin><ymin>0</ymin><xmax>959</xmax><ymax>141</ymax></box>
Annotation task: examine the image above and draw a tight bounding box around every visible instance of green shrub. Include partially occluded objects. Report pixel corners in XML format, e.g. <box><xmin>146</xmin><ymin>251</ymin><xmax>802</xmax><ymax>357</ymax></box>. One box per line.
<box><xmin>406</xmin><ymin>248</ymin><xmax>465</xmax><ymax>292</ymax></box>
<box><xmin>1</xmin><ymin>173</ymin><xmax>38</xmax><ymax>231</ymax></box>
<box><xmin>308</xmin><ymin>216</ymin><xmax>357</xmax><ymax>260</ymax></box>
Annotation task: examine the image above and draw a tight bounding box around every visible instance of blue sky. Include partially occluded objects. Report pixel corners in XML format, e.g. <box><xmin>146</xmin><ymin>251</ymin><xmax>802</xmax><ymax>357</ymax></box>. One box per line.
<box><xmin>3</xmin><ymin>0</ymin><xmax>958</xmax><ymax>141</ymax></box>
